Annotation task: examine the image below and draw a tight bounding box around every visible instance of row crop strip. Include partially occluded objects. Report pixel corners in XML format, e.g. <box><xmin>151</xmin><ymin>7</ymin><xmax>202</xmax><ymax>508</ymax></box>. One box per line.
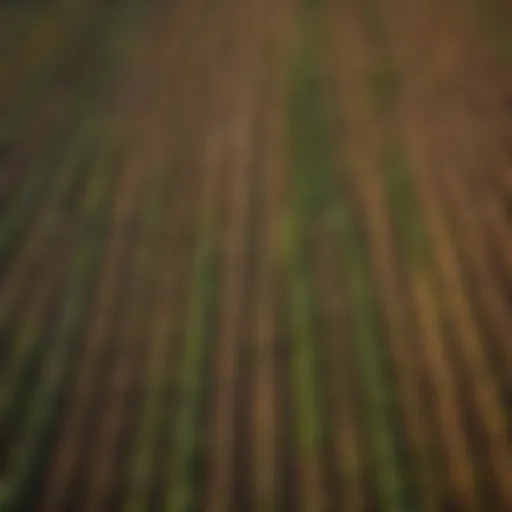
<box><xmin>0</xmin><ymin>8</ymin><xmax>155</xmax><ymax>449</ymax></box>
<box><xmin>365</xmin><ymin>0</ymin><xmax>480</xmax><ymax>506</ymax></box>
<box><xmin>0</xmin><ymin>118</ymin><xmax>97</xmax><ymax>459</ymax></box>
<box><xmin>358</xmin><ymin>0</ymin><xmax>442</xmax><ymax>508</ymax></box>
<box><xmin>165</xmin><ymin>14</ymin><xmax>224</xmax><ymax>500</ymax></box>
<box><xmin>81</xmin><ymin>155</ymin><xmax>168</xmax><ymax>511</ymax></box>
<box><xmin>0</xmin><ymin>0</ymin><xmax>154</xmax><ymax>323</ymax></box>
<box><xmin>286</xmin><ymin>15</ymin><xmax>328</xmax><ymax>511</ymax></box>
<box><xmin>363</xmin><ymin>0</ymin><xmax>512</xmax><ymax>505</ymax></box>
<box><xmin>166</xmin><ymin>217</ymin><xmax>218</xmax><ymax>512</ymax></box>
<box><xmin>123</xmin><ymin>161</ymin><xmax>175</xmax><ymax>512</ymax></box>
<box><xmin>0</xmin><ymin>133</ymin><xmax>121</xmax><ymax>512</ymax></box>
<box><xmin>124</xmin><ymin>5</ymin><xmax>211</xmax><ymax>509</ymax></box>
<box><xmin>287</xmin><ymin>0</ymin><xmax>410</xmax><ymax>509</ymax></box>
<box><xmin>0</xmin><ymin>0</ymin><xmax>147</xmax><ymax>203</ymax></box>
<box><xmin>0</xmin><ymin>119</ymin><xmax>95</xmax><ymax>369</ymax></box>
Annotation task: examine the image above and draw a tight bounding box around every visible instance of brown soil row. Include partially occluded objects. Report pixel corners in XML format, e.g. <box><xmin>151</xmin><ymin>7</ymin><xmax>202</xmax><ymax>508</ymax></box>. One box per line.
<box><xmin>203</xmin><ymin>1</ymin><xmax>266</xmax><ymax>509</ymax></box>
<box><xmin>67</xmin><ymin>3</ymin><xmax>212</xmax><ymax>511</ymax></box>
<box><xmin>36</xmin><ymin>4</ymin><xmax>180</xmax><ymax>508</ymax></box>
<box><xmin>383</xmin><ymin>0</ymin><xmax>512</xmax><ymax>506</ymax></box>
<box><xmin>0</xmin><ymin>229</ymin><xmax>75</xmax><ymax>472</ymax></box>
<box><xmin>313</xmin><ymin>213</ymin><xmax>367</xmax><ymax>512</ymax></box>
<box><xmin>327</xmin><ymin>0</ymin><xmax>452</xmax><ymax>508</ymax></box>
<box><xmin>249</xmin><ymin>0</ymin><xmax>292</xmax><ymax>510</ymax></box>
<box><xmin>121</xmin><ymin>2</ymin><xmax>230</xmax><ymax>509</ymax></box>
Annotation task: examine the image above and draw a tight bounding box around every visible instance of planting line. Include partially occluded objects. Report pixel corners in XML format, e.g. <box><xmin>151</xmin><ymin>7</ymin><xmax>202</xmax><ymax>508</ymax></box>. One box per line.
<box><xmin>38</xmin><ymin>9</ymin><xmax>162</xmax><ymax>510</ymax></box>
<box><xmin>166</xmin><ymin>93</ymin><xmax>224</xmax><ymax>512</ymax></box>
<box><xmin>38</xmin><ymin>149</ymin><xmax>146</xmax><ymax>512</ymax></box>
<box><xmin>403</xmin><ymin>110</ymin><xmax>511</xmax><ymax>506</ymax></box>
<box><xmin>313</xmin><ymin>216</ymin><xmax>366</xmax><ymax>512</ymax></box>
<box><xmin>251</xmin><ymin>0</ymin><xmax>292</xmax><ymax>509</ymax></box>
<box><xmin>0</xmin><ymin>136</ymin><xmax>120</xmax><ymax>512</ymax></box>
<box><xmin>0</xmin><ymin>118</ymin><xmax>97</xmax><ymax>434</ymax></box>
<box><xmin>79</xmin><ymin>7</ymin><xmax>194</xmax><ymax>508</ymax></box>
<box><xmin>0</xmin><ymin>233</ymin><xmax>73</xmax><ymax>474</ymax></box>
<box><xmin>122</xmin><ymin>174</ymin><xmax>175</xmax><ymax>512</ymax></box>
<box><xmin>286</xmin><ymin>32</ymin><xmax>331</xmax><ymax>512</ymax></box>
<box><xmin>383</xmin><ymin>0</ymin><xmax>512</xmax><ymax>503</ymax></box>
<box><xmin>0</xmin><ymin>110</ymin><xmax>87</xmax><ymax>274</ymax></box>
<box><xmin>81</xmin><ymin>158</ymin><xmax>162</xmax><ymax>512</ymax></box>
<box><xmin>428</xmin><ymin>111</ymin><xmax>512</xmax><ymax>506</ymax></box>
<box><xmin>122</xmin><ymin>4</ymin><xmax>210</xmax><ymax>511</ymax></box>
<box><xmin>0</xmin><ymin>117</ymin><xmax>95</xmax><ymax>336</ymax></box>
<box><xmin>325</xmin><ymin>1</ymin><xmax>413</xmax><ymax>510</ymax></box>
<box><xmin>198</xmin><ymin>2</ymin><xmax>265</xmax><ymax>511</ymax></box>
<box><xmin>165</xmin><ymin>2</ymin><xmax>244</xmax><ymax>511</ymax></box>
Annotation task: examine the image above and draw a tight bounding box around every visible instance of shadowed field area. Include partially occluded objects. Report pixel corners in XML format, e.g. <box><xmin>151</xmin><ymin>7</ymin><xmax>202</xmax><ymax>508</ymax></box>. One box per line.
<box><xmin>1</xmin><ymin>0</ymin><xmax>512</xmax><ymax>510</ymax></box>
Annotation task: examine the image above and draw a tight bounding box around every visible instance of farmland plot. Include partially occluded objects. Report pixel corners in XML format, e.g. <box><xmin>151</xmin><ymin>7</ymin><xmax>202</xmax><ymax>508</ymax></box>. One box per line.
<box><xmin>1</xmin><ymin>0</ymin><xmax>512</xmax><ymax>510</ymax></box>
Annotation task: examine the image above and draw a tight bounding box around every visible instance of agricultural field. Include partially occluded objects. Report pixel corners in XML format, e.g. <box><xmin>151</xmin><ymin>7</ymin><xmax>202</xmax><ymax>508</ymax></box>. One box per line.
<box><xmin>1</xmin><ymin>0</ymin><xmax>512</xmax><ymax>510</ymax></box>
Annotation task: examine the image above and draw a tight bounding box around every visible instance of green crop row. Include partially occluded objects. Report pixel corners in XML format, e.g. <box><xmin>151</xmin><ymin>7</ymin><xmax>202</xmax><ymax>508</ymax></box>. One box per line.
<box><xmin>123</xmin><ymin>162</ymin><xmax>174</xmax><ymax>512</ymax></box>
<box><xmin>286</xmin><ymin>12</ymin><xmax>330</xmax><ymax>508</ymax></box>
<box><xmin>289</xmin><ymin>0</ymin><xmax>410</xmax><ymax>509</ymax></box>
<box><xmin>329</xmin><ymin>198</ymin><xmax>410</xmax><ymax>512</ymax></box>
<box><xmin>166</xmin><ymin>217</ymin><xmax>218</xmax><ymax>512</ymax></box>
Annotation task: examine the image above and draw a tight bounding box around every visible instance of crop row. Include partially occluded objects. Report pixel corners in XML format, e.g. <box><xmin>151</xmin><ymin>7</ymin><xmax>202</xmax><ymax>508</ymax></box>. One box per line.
<box><xmin>0</xmin><ymin>134</ymin><xmax>120</xmax><ymax>512</ymax></box>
